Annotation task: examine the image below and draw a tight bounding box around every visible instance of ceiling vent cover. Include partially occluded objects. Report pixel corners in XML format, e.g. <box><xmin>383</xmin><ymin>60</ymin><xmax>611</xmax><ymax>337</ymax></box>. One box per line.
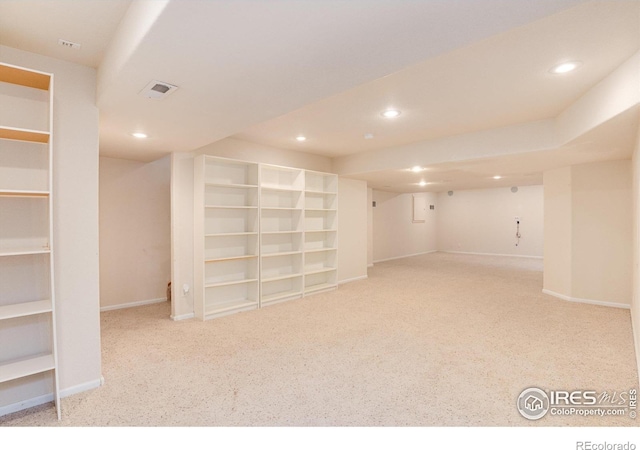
<box><xmin>139</xmin><ymin>80</ymin><xmax>178</xmax><ymax>100</ymax></box>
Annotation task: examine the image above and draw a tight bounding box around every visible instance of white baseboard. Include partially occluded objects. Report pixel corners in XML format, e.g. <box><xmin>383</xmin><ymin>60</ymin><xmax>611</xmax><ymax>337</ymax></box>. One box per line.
<box><xmin>0</xmin><ymin>377</ymin><xmax>102</xmax><ymax>417</ymax></box>
<box><xmin>171</xmin><ymin>312</ymin><xmax>195</xmax><ymax>321</ymax></box>
<box><xmin>542</xmin><ymin>289</ymin><xmax>631</xmax><ymax>309</ymax></box>
<box><xmin>100</xmin><ymin>297</ymin><xmax>167</xmax><ymax>312</ymax></box>
<box><xmin>338</xmin><ymin>275</ymin><xmax>368</xmax><ymax>285</ymax></box>
<box><xmin>443</xmin><ymin>250</ymin><xmax>543</xmax><ymax>259</ymax></box>
<box><xmin>373</xmin><ymin>250</ymin><xmax>437</xmax><ymax>264</ymax></box>
<box><xmin>631</xmin><ymin>306</ymin><xmax>640</xmax><ymax>390</ymax></box>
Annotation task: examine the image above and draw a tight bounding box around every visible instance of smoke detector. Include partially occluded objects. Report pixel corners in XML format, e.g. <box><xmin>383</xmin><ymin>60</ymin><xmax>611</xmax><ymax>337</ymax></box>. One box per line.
<box><xmin>139</xmin><ymin>80</ymin><xmax>178</xmax><ymax>100</ymax></box>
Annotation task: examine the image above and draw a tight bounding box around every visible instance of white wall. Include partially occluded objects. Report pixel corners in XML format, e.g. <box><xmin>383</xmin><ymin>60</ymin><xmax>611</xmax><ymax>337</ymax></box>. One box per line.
<box><xmin>371</xmin><ymin>190</ymin><xmax>437</xmax><ymax>262</ymax></box>
<box><xmin>338</xmin><ymin>178</ymin><xmax>368</xmax><ymax>283</ymax></box>
<box><xmin>0</xmin><ymin>46</ymin><xmax>101</xmax><ymax>411</ymax></box>
<box><xmin>437</xmin><ymin>185</ymin><xmax>544</xmax><ymax>257</ymax></box>
<box><xmin>571</xmin><ymin>160</ymin><xmax>632</xmax><ymax>305</ymax></box>
<box><xmin>632</xmin><ymin>116</ymin><xmax>640</xmax><ymax>381</ymax></box>
<box><xmin>99</xmin><ymin>156</ymin><xmax>171</xmax><ymax>310</ymax></box>
<box><xmin>170</xmin><ymin>151</ymin><xmax>195</xmax><ymax>320</ymax></box>
<box><xmin>367</xmin><ymin>187</ymin><xmax>373</xmax><ymax>267</ymax></box>
<box><xmin>543</xmin><ymin>167</ymin><xmax>572</xmax><ymax>296</ymax></box>
<box><xmin>543</xmin><ymin>159</ymin><xmax>632</xmax><ymax>308</ymax></box>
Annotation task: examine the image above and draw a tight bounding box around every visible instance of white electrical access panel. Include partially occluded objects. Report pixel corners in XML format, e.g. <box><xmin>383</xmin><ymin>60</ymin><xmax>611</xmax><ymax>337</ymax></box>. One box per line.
<box><xmin>0</xmin><ymin>62</ymin><xmax>60</xmax><ymax>419</ymax></box>
<box><xmin>194</xmin><ymin>156</ymin><xmax>338</xmax><ymax>320</ymax></box>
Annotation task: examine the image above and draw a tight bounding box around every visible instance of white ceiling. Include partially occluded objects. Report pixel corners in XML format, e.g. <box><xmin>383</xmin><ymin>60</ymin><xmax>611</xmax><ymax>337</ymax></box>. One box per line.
<box><xmin>1</xmin><ymin>0</ymin><xmax>639</xmax><ymax>193</ymax></box>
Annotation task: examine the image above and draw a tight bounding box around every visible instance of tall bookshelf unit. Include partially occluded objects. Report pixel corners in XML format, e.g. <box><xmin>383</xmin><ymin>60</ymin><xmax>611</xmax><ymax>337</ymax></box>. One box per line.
<box><xmin>303</xmin><ymin>170</ymin><xmax>338</xmax><ymax>294</ymax></box>
<box><xmin>194</xmin><ymin>156</ymin><xmax>338</xmax><ymax>320</ymax></box>
<box><xmin>194</xmin><ymin>157</ymin><xmax>260</xmax><ymax>320</ymax></box>
<box><xmin>0</xmin><ymin>63</ymin><xmax>60</xmax><ymax>418</ymax></box>
<box><xmin>260</xmin><ymin>164</ymin><xmax>304</xmax><ymax>306</ymax></box>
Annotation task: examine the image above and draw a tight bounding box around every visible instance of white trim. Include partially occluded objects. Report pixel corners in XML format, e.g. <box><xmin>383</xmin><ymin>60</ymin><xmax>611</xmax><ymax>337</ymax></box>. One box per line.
<box><xmin>373</xmin><ymin>250</ymin><xmax>437</xmax><ymax>264</ymax></box>
<box><xmin>338</xmin><ymin>274</ymin><xmax>368</xmax><ymax>285</ymax></box>
<box><xmin>632</xmin><ymin>306</ymin><xmax>640</xmax><ymax>390</ymax></box>
<box><xmin>60</xmin><ymin>378</ymin><xmax>102</xmax><ymax>397</ymax></box>
<box><xmin>542</xmin><ymin>289</ymin><xmax>631</xmax><ymax>309</ymax></box>
<box><xmin>100</xmin><ymin>297</ymin><xmax>167</xmax><ymax>312</ymax></box>
<box><xmin>171</xmin><ymin>312</ymin><xmax>195</xmax><ymax>321</ymax></box>
<box><xmin>367</xmin><ymin>263</ymin><xmax>374</xmax><ymax>268</ymax></box>
<box><xmin>443</xmin><ymin>250</ymin><xmax>543</xmax><ymax>259</ymax></box>
<box><xmin>0</xmin><ymin>377</ymin><xmax>101</xmax><ymax>417</ymax></box>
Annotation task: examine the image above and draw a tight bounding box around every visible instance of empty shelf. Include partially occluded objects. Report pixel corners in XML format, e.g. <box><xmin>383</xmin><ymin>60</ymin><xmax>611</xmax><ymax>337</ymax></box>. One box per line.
<box><xmin>0</xmin><ymin>354</ymin><xmax>55</xmax><ymax>383</ymax></box>
<box><xmin>0</xmin><ymin>300</ymin><xmax>52</xmax><ymax>320</ymax></box>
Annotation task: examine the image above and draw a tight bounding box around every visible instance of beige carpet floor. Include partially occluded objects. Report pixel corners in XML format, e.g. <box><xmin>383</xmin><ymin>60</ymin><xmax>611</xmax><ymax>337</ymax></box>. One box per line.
<box><xmin>1</xmin><ymin>252</ymin><xmax>638</xmax><ymax>426</ymax></box>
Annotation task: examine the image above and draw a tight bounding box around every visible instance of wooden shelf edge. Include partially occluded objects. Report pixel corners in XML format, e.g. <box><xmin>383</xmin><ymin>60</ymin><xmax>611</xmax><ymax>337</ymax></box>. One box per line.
<box><xmin>204</xmin><ymin>255</ymin><xmax>258</xmax><ymax>263</ymax></box>
<box><xmin>0</xmin><ymin>249</ymin><xmax>51</xmax><ymax>257</ymax></box>
<box><xmin>0</xmin><ymin>126</ymin><xmax>50</xmax><ymax>144</ymax></box>
<box><xmin>305</xmin><ymin>283</ymin><xmax>338</xmax><ymax>294</ymax></box>
<box><xmin>262</xmin><ymin>273</ymin><xmax>303</xmax><ymax>283</ymax></box>
<box><xmin>261</xmin><ymin>291</ymin><xmax>302</xmax><ymax>304</ymax></box>
<box><xmin>0</xmin><ymin>354</ymin><xmax>55</xmax><ymax>384</ymax></box>
<box><xmin>205</xmin><ymin>278</ymin><xmax>259</xmax><ymax>288</ymax></box>
<box><xmin>0</xmin><ymin>63</ymin><xmax>51</xmax><ymax>90</ymax></box>
<box><xmin>0</xmin><ymin>300</ymin><xmax>52</xmax><ymax>320</ymax></box>
<box><xmin>204</xmin><ymin>300</ymin><xmax>258</xmax><ymax>317</ymax></box>
<box><xmin>0</xmin><ymin>190</ymin><xmax>49</xmax><ymax>198</ymax></box>
<box><xmin>305</xmin><ymin>268</ymin><xmax>337</xmax><ymax>276</ymax></box>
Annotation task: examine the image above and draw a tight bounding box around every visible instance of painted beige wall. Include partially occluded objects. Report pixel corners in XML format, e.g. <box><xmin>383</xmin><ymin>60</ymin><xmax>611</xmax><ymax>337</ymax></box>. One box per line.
<box><xmin>367</xmin><ymin>187</ymin><xmax>374</xmax><ymax>267</ymax></box>
<box><xmin>543</xmin><ymin>160</ymin><xmax>632</xmax><ymax>307</ymax></box>
<box><xmin>543</xmin><ymin>167</ymin><xmax>572</xmax><ymax>296</ymax></box>
<box><xmin>99</xmin><ymin>156</ymin><xmax>170</xmax><ymax>310</ymax></box>
<box><xmin>437</xmin><ymin>186</ymin><xmax>543</xmax><ymax>257</ymax></box>
<box><xmin>571</xmin><ymin>160</ymin><xmax>632</xmax><ymax>305</ymax></box>
<box><xmin>632</xmin><ymin>116</ymin><xmax>640</xmax><ymax>381</ymax></box>
<box><xmin>170</xmin><ymin>151</ymin><xmax>195</xmax><ymax>320</ymax></box>
<box><xmin>0</xmin><ymin>45</ymin><xmax>101</xmax><ymax>409</ymax></box>
<box><xmin>371</xmin><ymin>190</ymin><xmax>437</xmax><ymax>262</ymax></box>
<box><xmin>337</xmin><ymin>178</ymin><xmax>368</xmax><ymax>283</ymax></box>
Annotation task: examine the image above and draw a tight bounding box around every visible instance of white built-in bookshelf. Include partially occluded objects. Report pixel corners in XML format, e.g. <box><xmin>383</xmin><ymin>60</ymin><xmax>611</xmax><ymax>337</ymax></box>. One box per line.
<box><xmin>0</xmin><ymin>62</ymin><xmax>60</xmax><ymax>419</ymax></box>
<box><xmin>194</xmin><ymin>156</ymin><xmax>338</xmax><ymax>320</ymax></box>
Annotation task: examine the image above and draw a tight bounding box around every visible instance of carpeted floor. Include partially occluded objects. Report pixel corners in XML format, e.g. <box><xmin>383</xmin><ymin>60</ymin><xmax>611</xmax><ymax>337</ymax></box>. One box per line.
<box><xmin>1</xmin><ymin>252</ymin><xmax>638</xmax><ymax>426</ymax></box>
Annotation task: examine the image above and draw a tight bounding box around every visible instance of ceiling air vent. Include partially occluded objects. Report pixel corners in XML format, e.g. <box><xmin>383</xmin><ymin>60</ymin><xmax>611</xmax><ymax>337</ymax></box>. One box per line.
<box><xmin>139</xmin><ymin>80</ymin><xmax>178</xmax><ymax>100</ymax></box>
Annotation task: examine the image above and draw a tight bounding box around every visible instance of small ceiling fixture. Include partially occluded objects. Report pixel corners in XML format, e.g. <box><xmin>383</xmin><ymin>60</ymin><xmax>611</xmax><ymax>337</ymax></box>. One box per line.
<box><xmin>381</xmin><ymin>109</ymin><xmax>401</xmax><ymax>118</ymax></box>
<box><xmin>139</xmin><ymin>80</ymin><xmax>179</xmax><ymax>100</ymax></box>
<box><xmin>132</xmin><ymin>132</ymin><xmax>148</xmax><ymax>139</ymax></box>
<box><xmin>410</xmin><ymin>166</ymin><xmax>423</xmax><ymax>173</ymax></box>
<box><xmin>418</xmin><ymin>181</ymin><xmax>428</xmax><ymax>187</ymax></box>
<box><xmin>296</xmin><ymin>136</ymin><xmax>306</xmax><ymax>142</ymax></box>
<box><xmin>58</xmin><ymin>38</ymin><xmax>81</xmax><ymax>50</ymax></box>
<box><xmin>549</xmin><ymin>61</ymin><xmax>581</xmax><ymax>74</ymax></box>
<box><xmin>493</xmin><ymin>175</ymin><xmax>502</xmax><ymax>180</ymax></box>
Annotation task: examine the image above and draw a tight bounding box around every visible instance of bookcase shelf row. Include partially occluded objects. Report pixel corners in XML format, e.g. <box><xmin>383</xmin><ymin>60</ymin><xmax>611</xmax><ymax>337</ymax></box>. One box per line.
<box><xmin>0</xmin><ymin>62</ymin><xmax>60</xmax><ymax>419</ymax></box>
<box><xmin>194</xmin><ymin>156</ymin><xmax>338</xmax><ymax>320</ymax></box>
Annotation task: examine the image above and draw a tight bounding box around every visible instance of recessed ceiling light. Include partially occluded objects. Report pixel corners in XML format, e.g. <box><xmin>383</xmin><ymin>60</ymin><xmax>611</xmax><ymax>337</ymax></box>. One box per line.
<box><xmin>296</xmin><ymin>136</ymin><xmax>306</xmax><ymax>142</ymax></box>
<box><xmin>493</xmin><ymin>175</ymin><xmax>502</xmax><ymax>180</ymax></box>
<box><xmin>132</xmin><ymin>132</ymin><xmax>147</xmax><ymax>139</ymax></box>
<box><xmin>410</xmin><ymin>166</ymin><xmax>423</xmax><ymax>173</ymax></box>
<box><xmin>381</xmin><ymin>109</ymin><xmax>401</xmax><ymax>118</ymax></box>
<box><xmin>550</xmin><ymin>61</ymin><xmax>581</xmax><ymax>74</ymax></box>
<box><xmin>418</xmin><ymin>181</ymin><xmax>428</xmax><ymax>187</ymax></box>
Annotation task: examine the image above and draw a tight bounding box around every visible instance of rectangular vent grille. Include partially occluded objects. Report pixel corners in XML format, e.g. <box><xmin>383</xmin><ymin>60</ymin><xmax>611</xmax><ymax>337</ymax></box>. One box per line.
<box><xmin>139</xmin><ymin>80</ymin><xmax>178</xmax><ymax>100</ymax></box>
